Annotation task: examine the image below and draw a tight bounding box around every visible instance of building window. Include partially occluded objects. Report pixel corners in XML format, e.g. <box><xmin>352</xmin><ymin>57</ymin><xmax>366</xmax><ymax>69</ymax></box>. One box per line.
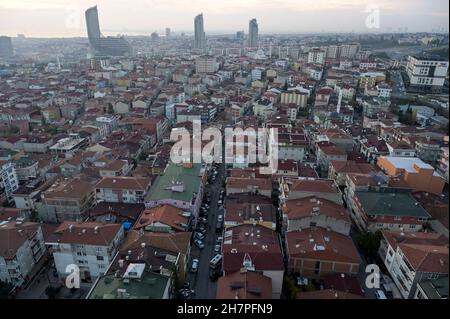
<box><xmin>96</xmin><ymin>256</ymin><xmax>104</xmax><ymax>261</ymax></box>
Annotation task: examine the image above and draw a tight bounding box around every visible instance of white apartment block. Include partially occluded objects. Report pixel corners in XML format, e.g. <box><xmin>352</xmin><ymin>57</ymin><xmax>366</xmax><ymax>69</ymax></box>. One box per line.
<box><xmin>406</xmin><ymin>56</ymin><xmax>449</xmax><ymax>92</ymax></box>
<box><xmin>308</xmin><ymin>49</ymin><xmax>326</xmax><ymax>65</ymax></box>
<box><xmin>0</xmin><ymin>222</ymin><xmax>46</xmax><ymax>288</ymax></box>
<box><xmin>0</xmin><ymin>161</ymin><xmax>19</xmax><ymax>203</ymax></box>
<box><xmin>47</xmin><ymin>222</ymin><xmax>124</xmax><ymax>282</ymax></box>
<box><xmin>339</xmin><ymin>43</ymin><xmax>360</xmax><ymax>59</ymax></box>
<box><xmin>196</xmin><ymin>55</ymin><xmax>218</xmax><ymax>74</ymax></box>
<box><xmin>378</xmin><ymin>232</ymin><xmax>448</xmax><ymax>299</ymax></box>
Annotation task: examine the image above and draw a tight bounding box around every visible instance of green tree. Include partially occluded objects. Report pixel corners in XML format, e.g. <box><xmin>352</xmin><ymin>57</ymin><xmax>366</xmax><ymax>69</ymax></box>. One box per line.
<box><xmin>282</xmin><ymin>275</ymin><xmax>300</xmax><ymax>299</ymax></box>
<box><xmin>357</xmin><ymin>231</ymin><xmax>383</xmax><ymax>258</ymax></box>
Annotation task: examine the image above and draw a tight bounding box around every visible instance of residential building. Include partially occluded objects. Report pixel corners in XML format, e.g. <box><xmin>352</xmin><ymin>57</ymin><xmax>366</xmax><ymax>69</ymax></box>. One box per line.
<box><xmin>42</xmin><ymin>176</ymin><xmax>96</xmax><ymax>222</ymax></box>
<box><xmin>224</xmin><ymin>193</ymin><xmax>276</xmax><ymax>230</ymax></box>
<box><xmin>134</xmin><ymin>204</ymin><xmax>189</xmax><ymax>233</ymax></box>
<box><xmin>378</xmin><ymin>231</ymin><xmax>449</xmax><ymax>299</ymax></box>
<box><xmin>286</xmin><ymin>227</ymin><xmax>361</xmax><ymax>277</ymax></box>
<box><xmin>308</xmin><ymin>48</ymin><xmax>326</xmax><ymax>65</ymax></box>
<box><xmin>196</xmin><ymin>55</ymin><xmax>217</xmax><ymax>74</ymax></box>
<box><xmin>223</xmin><ymin>224</ymin><xmax>284</xmax><ymax>298</ymax></box>
<box><xmin>351</xmin><ymin>191</ymin><xmax>431</xmax><ymax>232</ymax></box>
<box><xmin>0</xmin><ymin>222</ymin><xmax>46</xmax><ymax>287</ymax></box>
<box><xmin>217</xmin><ymin>270</ymin><xmax>272</xmax><ymax>299</ymax></box>
<box><xmin>0</xmin><ymin>160</ymin><xmax>19</xmax><ymax>203</ymax></box>
<box><xmin>406</xmin><ymin>56</ymin><xmax>449</xmax><ymax>93</ymax></box>
<box><xmin>95</xmin><ymin>177</ymin><xmax>152</xmax><ymax>204</ymax></box>
<box><xmin>226</xmin><ymin>177</ymin><xmax>272</xmax><ymax>198</ymax></box>
<box><xmin>280</xmin><ymin>178</ymin><xmax>342</xmax><ymax>205</ymax></box>
<box><xmin>47</xmin><ymin>222</ymin><xmax>125</xmax><ymax>282</ymax></box>
<box><xmin>281</xmin><ymin>196</ymin><xmax>351</xmax><ymax>235</ymax></box>
<box><xmin>377</xmin><ymin>156</ymin><xmax>446</xmax><ymax>195</ymax></box>
<box><xmin>145</xmin><ymin>162</ymin><xmax>205</xmax><ymax>218</ymax></box>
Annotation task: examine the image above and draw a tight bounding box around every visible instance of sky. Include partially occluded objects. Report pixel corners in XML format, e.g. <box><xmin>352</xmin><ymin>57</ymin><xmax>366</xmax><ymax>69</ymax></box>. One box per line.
<box><xmin>0</xmin><ymin>0</ymin><xmax>449</xmax><ymax>37</ymax></box>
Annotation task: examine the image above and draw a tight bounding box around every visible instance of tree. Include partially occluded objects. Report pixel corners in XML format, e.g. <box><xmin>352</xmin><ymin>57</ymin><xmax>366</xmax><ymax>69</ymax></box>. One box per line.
<box><xmin>0</xmin><ymin>280</ymin><xmax>14</xmax><ymax>299</ymax></box>
<box><xmin>357</xmin><ymin>231</ymin><xmax>383</xmax><ymax>258</ymax></box>
<box><xmin>282</xmin><ymin>275</ymin><xmax>300</xmax><ymax>299</ymax></box>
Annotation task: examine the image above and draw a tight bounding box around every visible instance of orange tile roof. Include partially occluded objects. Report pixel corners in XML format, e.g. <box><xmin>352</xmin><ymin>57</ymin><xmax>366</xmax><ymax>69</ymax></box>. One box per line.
<box><xmin>135</xmin><ymin>205</ymin><xmax>188</xmax><ymax>232</ymax></box>
<box><xmin>286</xmin><ymin>227</ymin><xmax>361</xmax><ymax>264</ymax></box>
<box><xmin>283</xmin><ymin>196</ymin><xmax>350</xmax><ymax>222</ymax></box>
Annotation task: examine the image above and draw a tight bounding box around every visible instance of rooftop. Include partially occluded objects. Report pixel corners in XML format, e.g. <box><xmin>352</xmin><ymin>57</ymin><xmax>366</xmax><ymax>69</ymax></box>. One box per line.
<box><xmin>145</xmin><ymin>162</ymin><xmax>203</xmax><ymax>203</ymax></box>
<box><xmin>355</xmin><ymin>191</ymin><xmax>431</xmax><ymax>219</ymax></box>
<box><xmin>286</xmin><ymin>227</ymin><xmax>361</xmax><ymax>264</ymax></box>
<box><xmin>380</xmin><ymin>156</ymin><xmax>435</xmax><ymax>173</ymax></box>
<box><xmin>88</xmin><ymin>270</ymin><xmax>169</xmax><ymax>299</ymax></box>
<box><xmin>216</xmin><ymin>270</ymin><xmax>272</xmax><ymax>299</ymax></box>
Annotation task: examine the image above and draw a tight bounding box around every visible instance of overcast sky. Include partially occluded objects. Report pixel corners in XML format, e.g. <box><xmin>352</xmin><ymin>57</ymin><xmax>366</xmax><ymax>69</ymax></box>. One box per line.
<box><xmin>0</xmin><ymin>0</ymin><xmax>448</xmax><ymax>37</ymax></box>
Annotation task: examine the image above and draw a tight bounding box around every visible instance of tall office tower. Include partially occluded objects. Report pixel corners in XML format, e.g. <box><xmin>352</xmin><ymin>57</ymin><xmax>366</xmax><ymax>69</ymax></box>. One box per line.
<box><xmin>0</xmin><ymin>36</ymin><xmax>14</xmax><ymax>58</ymax></box>
<box><xmin>194</xmin><ymin>14</ymin><xmax>206</xmax><ymax>49</ymax></box>
<box><xmin>166</xmin><ymin>28</ymin><xmax>171</xmax><ymax>38</ymax></box>
<box><xmin>236</xmin><ymin>31</ymin><xmax>245</xmax><ymax>41</ymax></box>
<box><xmin>85</xmin><ymin>6</ymin><xmax>132</xmax><ymax>57</ymax></box>
<box><xmin>248</xmin><ymin>19</ymin><xmax>258</xmax><ymax>48</ymax></box>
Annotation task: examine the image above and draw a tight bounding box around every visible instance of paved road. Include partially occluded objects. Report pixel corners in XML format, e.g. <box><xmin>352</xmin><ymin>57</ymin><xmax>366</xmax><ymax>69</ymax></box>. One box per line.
<box><xmin>187</xmin><ymin>163</ymin><xmax>225</xmax><ymax>299</ymax></box>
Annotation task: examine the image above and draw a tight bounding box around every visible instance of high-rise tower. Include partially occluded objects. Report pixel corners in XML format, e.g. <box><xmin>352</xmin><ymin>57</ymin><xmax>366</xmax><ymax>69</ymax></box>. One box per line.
<box><xmin>85</xmin><ymin>5</ymin><xmax>132</xmax><ymax>56</ymax></box>
<box><xmin>248</xmin><ymin>19</ymin><xmax>259</xmax><ymax>48</ymax></box>
<box><xmin>194</xmin><ymin>14</ymin><xmax>206</xmax><ymax>50</ymax></box>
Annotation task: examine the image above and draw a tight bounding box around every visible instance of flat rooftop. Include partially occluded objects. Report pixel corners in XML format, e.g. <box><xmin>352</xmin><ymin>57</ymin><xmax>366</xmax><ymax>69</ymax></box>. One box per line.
<box><xmin>145</xmin><ymin>161</ymin><xmax>203</xmax><ymax>203</ymax></box>
<box><xmin>88</xmin><ymin>271</ymin><xmax>169</xmax><ymax>299</ymax></box>
<box><xmin>355</xmin><ymin>191</ymin><xmax>431</xmax><ymax>219</ymax></box>
<box><xmin>383</xmin><ymin>156</ymin><xmax>434</xmax><ymax>173</ymax></box>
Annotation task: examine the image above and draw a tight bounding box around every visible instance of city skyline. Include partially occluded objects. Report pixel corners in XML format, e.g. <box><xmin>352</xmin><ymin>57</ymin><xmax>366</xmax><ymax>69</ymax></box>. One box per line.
<box><xmin>0</xmin><ymin>0</ymin><xmax>448</xmax><ymax>37</ymax></box>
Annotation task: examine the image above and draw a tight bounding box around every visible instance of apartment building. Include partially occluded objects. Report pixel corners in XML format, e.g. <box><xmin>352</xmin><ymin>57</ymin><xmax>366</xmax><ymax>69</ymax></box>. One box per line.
<box><xmin>0</xmin><ymin>221</ymin><xmax>46</xmax><ymax>288</ymax></box>
<box><xmin>95</xmin><ymin>177</ymin><xmax>152</xmax><ymax>204</ymax></box>
<box><xmin>47</xmin><ymin>222</ymin><xmax>124</xmax><ymax>282</ymax></box>
<box><xmin>0</xmin><ymin>160</ymin><xmax>19</xmax><ymax>203</ymax></box>
<box><xmin>377</xmin><ymin>156</ymin><xmax>445</xmax><ymax>195</ymax></box>
<box><xmin>378</xmin><ymin>231</ymin><xmax>449</xmax><ymax>299</ymax></box>
<box><xmin>406</xmin><ymin>56</ymin><xmax>449</xmax><ymax>93</ymax></box>
<box><xmin>41</xmin><ymin>177</ymin><xmax>96</xmax><ymax>222</ymax></box>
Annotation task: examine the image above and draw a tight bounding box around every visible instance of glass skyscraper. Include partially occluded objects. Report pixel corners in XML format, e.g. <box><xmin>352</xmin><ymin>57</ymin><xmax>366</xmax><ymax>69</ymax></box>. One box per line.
<box><xmin>85</xmin><ymin>6</ymin><xmax>132</xmax><ymax>57</ymax></box>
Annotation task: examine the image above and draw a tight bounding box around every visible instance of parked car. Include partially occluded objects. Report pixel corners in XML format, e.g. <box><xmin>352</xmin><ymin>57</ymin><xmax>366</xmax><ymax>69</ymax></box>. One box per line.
<box><xmin>197</xmin><ymin>227</ymin><xmax>207</xmax><ymax>234</ymax></box>
<box><xmin>190</xmin><ymin>259</ymin><xmax>199</xmax><ymax>273</ymax></box>
<box><xmin>217</xmin><ymin>215</ymin><xmax>223</xmax><ymax>223</ymax></box>
<box><xmin>216</xmin><ymin>222</ymin><xmax>223</xmax><ymax>233</ymax></box>
<box><xmin>214</xmin><ymin>244</ymin><xmax>221</xmax><ymax>254</ymax></box>
<box><xmin>194</xmin><ymin>239</ymin><xmax>205</xmax><ymax>249</ymax></box>
<box><xmin>195</xmin><ymin>232</ymin><xmax>205</xmax><ymax>240</ymax></box>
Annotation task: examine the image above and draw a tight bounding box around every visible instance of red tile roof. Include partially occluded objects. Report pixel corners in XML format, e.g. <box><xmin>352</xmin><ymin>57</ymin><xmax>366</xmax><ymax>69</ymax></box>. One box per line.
<box><xmin>51</xmin><ymin>222</ymin><xmax>122</xmax><ymax>246</ymax></box>
<box><xmin>283</xmin><ymin>196</ymin><xmax>350</xmax><ymax>222</ymax></box>
<box><xmin>135</xmin><ymin>205</ymin><xmax>188</xmax><ymax>232</ymax></box>
<box><xmin>217</xmin><ymin>270</ymin><xmax>272</xmax><ymax>299</ymax></box>
<box><xmin>286</xmin><ymin>228</ymin><xmax>361</xmax><ymax>264</ymax></box>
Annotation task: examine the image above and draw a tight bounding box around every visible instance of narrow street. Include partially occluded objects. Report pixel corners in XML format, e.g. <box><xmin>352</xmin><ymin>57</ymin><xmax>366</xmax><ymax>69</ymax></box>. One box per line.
<box><xmin>186</xmin><ymin>163</ymin><xmax>226</xmax><ymax>299</ymax></box>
